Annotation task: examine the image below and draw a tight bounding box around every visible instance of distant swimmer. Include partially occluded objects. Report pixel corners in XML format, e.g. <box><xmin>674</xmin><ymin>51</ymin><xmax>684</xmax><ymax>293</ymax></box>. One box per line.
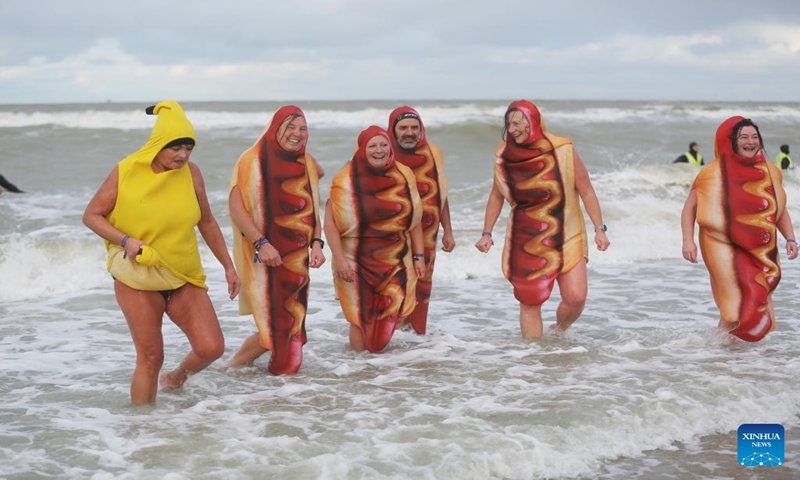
<box><xmin>0</xmin><ymin>174</ymin><xmax>25</xmax><ymax>193</ymax></box>
<box><xmin>673</xmin><ymin>142</ymin><xmax>704</xmax><ymax>166</ymax></box>
<box><xmin>775</xmin><ymin>144</ymin><xmax>793</xmax><ymax>170</ymax></box>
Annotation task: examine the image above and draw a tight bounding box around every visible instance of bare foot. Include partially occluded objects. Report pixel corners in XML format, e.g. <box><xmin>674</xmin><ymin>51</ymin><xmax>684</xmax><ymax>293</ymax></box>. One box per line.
<box><xmin>159</xmin><ymin>370</ymin><xmax>188</xmax><ymax>392</ymax></box>
<box><xmin>395</xmin><ymin>317</ymin><xmax>415</xmax><ymax>332</ymax></box>
<box><xmin>549</xmin><ymin>323</ymin><xmax>567</xmax><ymax>336</ymax></box>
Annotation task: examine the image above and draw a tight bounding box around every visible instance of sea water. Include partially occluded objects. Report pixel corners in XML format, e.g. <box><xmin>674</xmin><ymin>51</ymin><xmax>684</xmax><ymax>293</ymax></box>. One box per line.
<box><xmin>1</xmin><ymin>100</ymin><xmax>800</xmax><ymax>479</ymax></box>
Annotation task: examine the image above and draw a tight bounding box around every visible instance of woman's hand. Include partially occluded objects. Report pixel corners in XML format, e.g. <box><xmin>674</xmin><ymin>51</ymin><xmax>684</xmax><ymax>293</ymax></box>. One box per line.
<box><xmin>441</xmin><ymin>231</ymin><xmax>456</xmax><ymax>252</ymax></box>
<box><xmin>333</xmin><ymin>255</ymin><xmax>356</xmax><ymax>282</ymax></box>
<box><xmin>309</xmin><ymin>245</ymin><xmax>326</xmax><ymax>268</ymax></box>
<box><xmin>413</xmin><ymin>256</ymin><xmax>427</xmax><ymax>279</ymax></box>
<box><xmin>475</xmin><ymin>234</ymin><xmax>494</xmax><ymax>253</ymax></box>
<box><xmin>125</xmin><ymin>238</ymin><xmax>146</xmax><ymax>262</ymax></box>
<box><xmin>682</xmin><ymin>240</ymin><xmax>698</xmax><ymax>263</ymax></box>
<box><xmin>594</xmin><ymin>231</ymin><xmax>610</xmax><ymax>251</ymax></box>
<box><xmin>225</xmin><ymin>266</ymin><xmax>241</xmax><ymax>299</ymax></box>
<box><xmin>258</xmin><ymin>243</ymin><xmax>282</xmax><ymax>267</ymax></box>
<box><xmin>787</xmin><ymin>240</ymin><xmax>798</xmax><ymax>260</ymax></box>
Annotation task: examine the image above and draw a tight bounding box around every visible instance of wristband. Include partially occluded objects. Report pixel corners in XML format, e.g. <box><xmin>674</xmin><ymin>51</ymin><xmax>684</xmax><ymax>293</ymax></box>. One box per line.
<box><xmin>594</xmin><ymin>224</ymin><xmax>607</xmax><ymax>232</ymax></box>
<box><xmin>310</xmin><ymin>238</ymin><xmax>325</xmax><ymax>249</ymax></box>
<box><xmin>121</xmin><ymin>235</ymin><xmax>130</xmax><ymax>258</ymax></box>
<box><xmin>481</xmin><ymin>232</ymin><xmax>492</xmax><ymax>237</ymax></box>
<box><xmin>787</xmin><ymin>239</ymin><xmax>798</xmax><ymax>245</ymax></box>
<box><xmin>413</xmin><ymin>253</ymin><xmax>425</xmax><ymax>261</ymax></box>
<box><xmin>253</xmin><ymin>237</ymin><xmax>270</xmax><ymax>263</ymax></box>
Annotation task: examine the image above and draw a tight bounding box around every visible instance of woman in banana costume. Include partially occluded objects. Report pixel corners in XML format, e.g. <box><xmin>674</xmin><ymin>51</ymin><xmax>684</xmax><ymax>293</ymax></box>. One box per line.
<box><xmin>83</xmin><ymin>100</ymin><xmax>240</xmax><ymax>405</ymax></box>
<box><xmin>325</xmin><ymin>125</ymin><xmax>426</xmax><ymax>352</ymax></box>
<box><xmin>682</xmin><ymin>116</ymin><xmax>798</xmax><ymax>341</ymax></box>
<box><xmin>475</xmin><ymin>100</ymin><xmax>610</xmax><ymax>339</ymax></box>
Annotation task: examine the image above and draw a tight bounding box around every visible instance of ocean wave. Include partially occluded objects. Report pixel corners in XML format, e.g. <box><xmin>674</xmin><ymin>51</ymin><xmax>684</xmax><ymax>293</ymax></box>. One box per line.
<box><xmin>3</xmin><ymin>102</ymin><xmax>799</xmax><ymax>130</ymax></box>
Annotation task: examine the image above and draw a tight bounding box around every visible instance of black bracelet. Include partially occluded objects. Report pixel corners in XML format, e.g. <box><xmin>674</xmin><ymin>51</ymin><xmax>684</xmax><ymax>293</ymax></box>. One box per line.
<box><xmin>253</xmin><ymin>237</ymin><xmax>270</xmax><ymax>249</ymax></box>
<box><xmin>310</xmin><ymin>237</ymin><xmax>325</xmax><ymax>249</ymax></box>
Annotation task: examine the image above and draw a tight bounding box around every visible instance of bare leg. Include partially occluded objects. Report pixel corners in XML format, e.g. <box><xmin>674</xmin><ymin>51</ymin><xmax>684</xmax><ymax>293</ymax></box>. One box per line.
<box><xmin>349</xmin><ymin>324</ymin><xmax>367</xmax><ymax>351</ymax></box>
<box><xmin>520</xmin><ymin>303</ymin><xmax>544</xmax><ymax>339</ymax></box>
<box><xmin>551</xmin><ymin>258</ymin><xmax>588</xmax><ymax>334</ymax></box>
<box><xmin>159</xmin><ymin>284</ymin><xmax>225</xmax><ymax>391</ymax></box>
<box><xmin>226</xmin><ymin>333</ymin><xmax>269</xmax><ymax>367</ymax></box>
<box><xmin>114</xmin><ymin>281</ymin><xmax>167</xmax><ymax>405</ymax></box>
<box><xmin>717</xmin><ymin>318</ymin><xmax>737</xmax><ymax>331</ymax></box>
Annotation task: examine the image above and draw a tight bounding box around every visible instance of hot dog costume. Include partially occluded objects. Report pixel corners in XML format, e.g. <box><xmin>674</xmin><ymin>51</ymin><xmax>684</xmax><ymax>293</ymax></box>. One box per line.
<box><xmin>229</xmin><ymin>106</ymin><xmax>322</xmax><ymax>374</ymax></box>
<box><xmin>693</xmin><ymin>116</ymin><xmax>786</xmax><ymax>341</ymax></box>
<box><xmin>387</xmin><ymin>106</ymin><xmax>448</xmax><ymax>334</ymax></box>
<box><xmin>495</xmin><ymin>100</ymin><xmax>588</xmax><ymax>306</ymax></box>
<box><xmin>328</xmin><ymin>126</ymin><xmax>423</xmax><ymax>352</ymax></box>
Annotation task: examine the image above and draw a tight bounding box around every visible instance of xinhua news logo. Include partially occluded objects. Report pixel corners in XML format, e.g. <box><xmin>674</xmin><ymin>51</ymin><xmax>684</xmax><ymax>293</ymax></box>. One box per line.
<box><xmin>738</xmin><ymin>424</ymin><xmax>784</xmax><ymax>467</ymax></box>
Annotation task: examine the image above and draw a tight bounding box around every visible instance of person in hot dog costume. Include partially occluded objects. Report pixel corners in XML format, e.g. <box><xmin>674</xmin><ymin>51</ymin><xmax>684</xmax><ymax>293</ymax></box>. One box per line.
<box><xmin>325</xmin><ymin>125</ymin><xmax>426</xmax><ymax>352</ymax></box>
<box><xmin>682</xmin><ymin>116</ymin><xmax>798</xmax><ymax>341</ymax></box>
<box><xmin>475</xmin><ymin>100</ymin><xmax>610</xmax><ymax>339</ymax></box>
<box><xmin>226</xmin><ymin>106</ymin><xmax>325</xmax><ymax>374</ymax></box>
<box><xmin>387</xmin><ymin>106</ymin><xmax>455</xmax><ymax>335</ymax></box>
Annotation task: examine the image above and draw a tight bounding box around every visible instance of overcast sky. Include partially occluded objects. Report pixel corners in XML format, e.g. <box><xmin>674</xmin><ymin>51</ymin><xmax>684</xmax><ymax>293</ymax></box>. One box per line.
<box><xmin>1</xmin><ymin>0</ymin><xmax>798</xmax><ymax>104</ymax></box>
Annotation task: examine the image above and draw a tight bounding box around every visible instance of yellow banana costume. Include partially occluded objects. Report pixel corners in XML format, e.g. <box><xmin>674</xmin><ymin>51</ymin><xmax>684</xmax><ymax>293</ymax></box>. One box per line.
<box><xmin>105</xmin><ymin>100</ymin><xmax>207</xmax><ymax>291</ymax></box>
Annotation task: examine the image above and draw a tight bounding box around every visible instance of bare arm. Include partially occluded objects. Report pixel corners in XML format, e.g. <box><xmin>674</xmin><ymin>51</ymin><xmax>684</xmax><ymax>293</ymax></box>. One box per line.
<box><xmin>681</xmin><ymin>189</ymin><xmax>698</xmax><ymax>263</ymax></box>
<box><xmin>324</xmin><ymin>200</ymin><xmax>355</xmax><ymax>282</ymax></box>
<box><xmin>410</xmin><ymin>222</ymin><xmax>427</xmax><ymax>278</ymax></box>
<box><xmin>475</xmin><ymin>181</ymin><xmax>504</xmax><ymax>253</ymax></box>
<box><xmin>229</xmin><ymin>185</ymin><xmax>282</xmax><ymax>268</ymax></box>
<box><xmin>777</xmin><ymin>208</ymin><xmax>798</xmax><ymax>260</ymax></box>
<box><xmin>191</xmin><ymin>163</ymin><xmax>240</xmax><ymax>299</ymax></box>
<box><xmin>439</xmin><ymin>198</ymin><xmax>456</xmax><ymax>252</ymax></box>
<box><xmin>573</xmin><ymin>151</ymin><xmax>609</xmax><ymax>251</ymax></box>
<box><xmin>82</xmin><ymin>166</ymin><xmax>145</xmax><ymax>259</ymax></box>
<box><xmin>309</xmin><ymin>155</ymin><xmax>325</xmax><ymax>179</ymax></box>
<box><xmin>309</xmin><ymin>184</ymin><xmax>326</xmax><ymax>268</ymax></box>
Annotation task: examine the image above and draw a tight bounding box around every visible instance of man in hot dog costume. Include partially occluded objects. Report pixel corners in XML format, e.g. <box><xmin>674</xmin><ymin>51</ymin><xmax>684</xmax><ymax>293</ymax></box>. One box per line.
<box><xmin>682</xmin><ymin>116</ymin><xmax>798</xmax><ymax>341</ymax></box>
<box><xmin>387</xmin><ymin>106</ymin><xmax>455</xmax><ymax>334</ymax></box>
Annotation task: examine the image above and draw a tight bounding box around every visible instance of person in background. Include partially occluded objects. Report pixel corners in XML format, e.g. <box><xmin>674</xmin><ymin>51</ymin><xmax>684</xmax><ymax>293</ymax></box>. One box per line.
<box><xmin>325</xmin><ymin>125</ymin><xmax>426</xmax><ymax>352</ymax></box>
<box><xmin>775</xmin><ymin>144</ymin><xmax>793</xmax><ymax>170</ymax></box>
<box><xmin>681</xmin><ymin>117</ymin><xmax>797</xmax><ymax>342</ymax></box>
<box><xmin>0</xmin><ymin>174</ymin><xmax>25</xmax><ymax>193</ymax></box>
<box><xmin>387</xmin><ymin>106</ymin><xmax>455</xmax><ymax>334</ymax></box>
<box><xmin>673</xmin><ymin>142</ymin><xmax>704</xmax><ymax>166</ymax></box>
<box><xmin>226</xmin><ymin>106</ymin><xmax>325</xmax><ymax>374</ymax></box>
<box><xmin>83</xmin><ymin>100</ymin><xmax>240</xmax><ymax>405</ymax></box>
<box><xmin>475</xmin><ymin>100</ymin><xmax>610</xmax><ymax>339</ymax></box>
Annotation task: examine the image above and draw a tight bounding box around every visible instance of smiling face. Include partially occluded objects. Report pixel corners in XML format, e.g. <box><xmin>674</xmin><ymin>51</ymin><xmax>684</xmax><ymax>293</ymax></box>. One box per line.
<box><xmin>152</xmin><ymin>144</ymin><xmax>194</xmax><ymax>172</ymax></box>
<box><xmin>365</xmin><ymin>134</ymin><xmax>392</xmax><ymax>168</ymax></box>
<box><xmin>394</xmin><ymin>118</ymin><xmax>421</xmax><ymax>150</ymax></box>
<box><xmin>735</xmin><ymin>126</ymin><xmax>761</xmax><ymax>158</ymax></box>
<box><xmin>506</xmin><ymin>110</ymin><xmax>531</xmax><ymax>145</ymax></box>
<box><xmin>277</xmin><ymin>115</ymin><xmax>308</xmax><ymax>152</ymax></box>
